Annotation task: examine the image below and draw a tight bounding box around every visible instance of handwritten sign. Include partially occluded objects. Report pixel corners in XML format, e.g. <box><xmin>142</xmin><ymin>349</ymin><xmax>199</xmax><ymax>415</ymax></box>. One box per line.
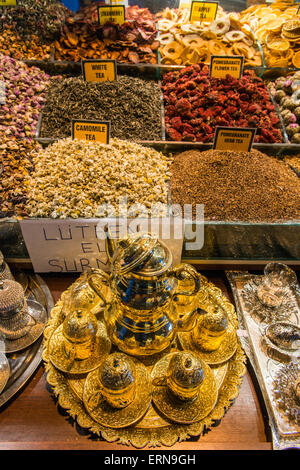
<box><xmin>82</xmin><ymin>60</ymin><xmax>117</xmax><ymax>83</ymax></box>
<box><xmin>213</xmin><ymin>127</ymin><xmax>256</xmax><ymax>152</ymax></box>
<box><xmin>19</xmin><ymin>218</ymin><xmax>184</xmax><ymax>273</ymax></box>
<box><xmin>98</xmin><ymin>5</ymin><xmax>125</xmax><ymax>25</ymax></box>
<box><xmin>210</xmin><ymin>55</ymin><xmax>244</xmax><ymax>79</ymax></box>
<box><xmin>190</xmin><ymin>1</ymin><xmax>218</xmax><ymax>23</ymax></box>
<box><xmin>0</xmin><ymin>0</ymin><xmax>17</xmax><ymax>5</ymax></box>
<box><xmin>71</xmin><ymin>120</ymin><xmax>110</xmax><ymax>144</ymax></box>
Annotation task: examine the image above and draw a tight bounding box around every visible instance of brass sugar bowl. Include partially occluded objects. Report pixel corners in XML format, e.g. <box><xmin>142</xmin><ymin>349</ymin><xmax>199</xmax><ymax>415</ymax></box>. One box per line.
<box><xmin>87</xmin><ymin>230</ymin><xmax>207</xmax><ymax>357</ymax></box>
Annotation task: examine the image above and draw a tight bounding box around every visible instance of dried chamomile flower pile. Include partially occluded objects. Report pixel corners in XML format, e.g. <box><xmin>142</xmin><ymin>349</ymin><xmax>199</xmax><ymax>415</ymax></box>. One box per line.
<box><xmin>40</xmin><ymin>75</ymin><xmax>162</xmax><ymax>141</ymax></box>
<box><xmin>170</xmin><ymin>148</ymin><xmax>300</xmax><ymax>222</ymax></box>
<box><xmin>0</xmin><ymin>54</ymin><xmax>51</xmax><ymax>139</ymax></box>
<box><xmin>156</xmin><ymin>6</ymin><xmax>262</xmax><ymax>66</ymax></box>
<box><xmin>26</xmin><ymin>138</ymin><xmax>172</xmax><ymax>218</ymax></box>
<box><xmin>0</xmin><ymin>137</ymin><xmax>42</xmax><ymax>218</ymax></box>
<box><xmin>162</xmin><ymin>63</ymin><xmax>283</xmax><ymax>143</ymax></box>
<box><xmin>268</xmin><ymin>71</ymin><xmax>300</xmax><ymax>144</ymax></box>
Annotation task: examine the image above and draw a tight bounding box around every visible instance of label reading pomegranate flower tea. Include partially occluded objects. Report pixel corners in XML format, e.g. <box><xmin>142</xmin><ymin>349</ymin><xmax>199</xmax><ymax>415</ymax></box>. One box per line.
<box><xmin>210</xmin><ymin>56</ymin><xmax>244</xmax><ymax>79</ymax></box>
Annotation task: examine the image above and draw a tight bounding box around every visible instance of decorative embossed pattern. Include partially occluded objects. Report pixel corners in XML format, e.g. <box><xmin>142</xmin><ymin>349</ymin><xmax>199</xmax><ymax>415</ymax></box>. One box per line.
<box><xmin>0</xmin><ymin>353</ymin><xmax>9</xmax><ymax>393</ymax></box>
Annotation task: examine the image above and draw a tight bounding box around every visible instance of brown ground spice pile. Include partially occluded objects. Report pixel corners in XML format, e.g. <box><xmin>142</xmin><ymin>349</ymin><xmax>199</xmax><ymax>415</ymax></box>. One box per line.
<box><xmin>170</xmin><ymin>149</ymin><xmax>300</xmax><ymax>222</ymax></box>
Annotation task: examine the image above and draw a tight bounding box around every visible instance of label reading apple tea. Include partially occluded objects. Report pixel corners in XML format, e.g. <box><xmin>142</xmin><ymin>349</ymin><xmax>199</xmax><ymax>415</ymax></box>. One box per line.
<box><xmin>72</xmin><ymin>120</ymin><xmax>110</xmax><ymax>144</ymax></box>
<box><xmin>82</xmin><ymin>60</ymin><xmax>117</xmax><ymax>83</ymax></box>
<box><xmin>210</xmin><ymin>56</ymin><xmax>244</xmax><ymax>79</ymax></box>
<box><xmin>98</xmin><ymin>5</ymin><xmax>125</xmax><ymax>25</ymax></box>
<box><xmin>190</xmin><ymin>1</ymin><xmax>218</xmax><ymax>23</ymax></box>
<box><xmin>213</xmin><ymin>127</ymin><xmax>256</xmax><ymax>152</ymax></box>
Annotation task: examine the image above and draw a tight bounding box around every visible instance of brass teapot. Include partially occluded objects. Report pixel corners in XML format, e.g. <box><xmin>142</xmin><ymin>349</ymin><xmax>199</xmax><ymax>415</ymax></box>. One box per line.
<box><xmin>87</xmin><ymin>230</ymin><xmax>206</xmax><ymax>357</ymax></box>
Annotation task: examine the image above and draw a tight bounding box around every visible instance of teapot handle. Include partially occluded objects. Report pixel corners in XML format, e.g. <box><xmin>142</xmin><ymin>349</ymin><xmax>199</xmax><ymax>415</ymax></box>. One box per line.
<box><xmin>87</xmin><ymin>269</ymin><xmax>111</xmax><ymax>308</ymax></box>
<box><xmin>170</xmin><ymin>263</ymin><xmax>201</xmax><ymax>298</ymax></box>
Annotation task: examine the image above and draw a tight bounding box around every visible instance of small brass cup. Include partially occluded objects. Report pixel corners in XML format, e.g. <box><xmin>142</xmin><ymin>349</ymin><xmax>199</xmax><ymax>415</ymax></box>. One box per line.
<box><xmin>97</xmin><ymin>353</ymin><xmax>136</xmax><ymax>409</ymax></box>
<box><xmin>192</xmin><ymin>307</ymin><xmax>228</xmax><ymax>352</ymax></box>
<box><xmin>154</xmin><ymin>352</ymin><xmax>205</xmax><ymax>402</ymax></box>
<box><xmin>62</xmin><ymin>310</ymin><xmax>97</xmax><ymax>361</ymax></box>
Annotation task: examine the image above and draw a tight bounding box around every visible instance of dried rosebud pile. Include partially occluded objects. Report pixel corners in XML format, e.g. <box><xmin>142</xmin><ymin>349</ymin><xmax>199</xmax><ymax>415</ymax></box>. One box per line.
<box><xmin>0</xmin><ymin>136</ymin><xmax>42</xmax><ymax>218</ymax></box>
<box><xmin>162</xmin><ymin>63</ymin><xmax>283</xmax><ymax>143</ymax></box>
<box><xmin>55</xmin><ymin>4</ymin><xmax>159</xmax><ymax>63</ymax></box>
<box><xmin>171</xmin><ymin>148</ymin><xmax>300</xmax><ymax>222</ymax></box>
<box><xmin>268</xmin><ymin>71</ymin><xmax>300</xmax><ymax>144</ymax></box>
<box><xmin>0</xmin><ymin>54</ymin><xmax>51</xmax><ymax>139</ymax></box>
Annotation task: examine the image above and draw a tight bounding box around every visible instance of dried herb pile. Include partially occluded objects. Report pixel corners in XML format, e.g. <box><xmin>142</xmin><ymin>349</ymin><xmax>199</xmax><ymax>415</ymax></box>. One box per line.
<box><xmin>0</xmin><ymin>137</ymin><xmax>42</xmax><ymax>218</ymax></box>
<box><xmin>0</xmin><ymin>0</ymin><xmax>70</xmax><ymax>42</ymax></box>
<box><xmin>54</xmin><ymin>4</ymin><xmax>158</xmax><ymax>63</ymax></box>
<box><xmin>162</xmin><ymin>63</ymin><xmax>283</xmax><ymax>143</ymax></box>
<box><xmin>170</xmin><ymin>149</ymin><xmax>300</xmax><ymax>222</ymax></box>
<box><xmin>40</xmin><ymin>75</ymin><xmax>162</xmax><ymax>141</ymax></box>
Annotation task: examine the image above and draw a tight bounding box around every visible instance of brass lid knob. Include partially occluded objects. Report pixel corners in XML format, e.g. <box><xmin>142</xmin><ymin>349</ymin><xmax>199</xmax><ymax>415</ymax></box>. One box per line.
<box><xmin>200</xmin><ymin>307</ymin><xmax>228</xmax><ymax>333</ymax></box>
<box><xmin>62</xmin><ymin>310</ymin><xmax>97</xmax><ymax>344</ymax></box>
<box><xmin>99</xmin><ymin>353</ymin><xmax>135</xmax><ymax>392</ymax></box>
<box><xmin>0</xmin><ymin>279</ymin><xmax>24</xmax><ymax>317</ymax></box>
<box><xmin>168</xmin><ymin>352</ymin><xmax>205</xmax><ymax>389</ymax></box>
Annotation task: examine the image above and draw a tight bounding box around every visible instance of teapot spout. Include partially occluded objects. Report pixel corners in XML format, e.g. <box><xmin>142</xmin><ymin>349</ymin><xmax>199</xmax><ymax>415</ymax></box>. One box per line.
<box><xmin>175</xmin><ymin>307</ymin><xmax>207</xmax><ymax>333</ymax></box>
<box><xmin>104</xmin><ymin>225</ymin><xmax>116</xmax><ymax>263</ymax></box>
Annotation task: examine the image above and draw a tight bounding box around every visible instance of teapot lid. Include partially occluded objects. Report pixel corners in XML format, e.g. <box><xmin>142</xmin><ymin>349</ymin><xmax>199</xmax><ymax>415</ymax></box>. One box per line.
<box><xmin>111</xmin><ymin>233</ymin><xmax>158</xmax><ymax>274</ymax></box>
<box><xmin>112</xmin><ymin>233</ymin><xmax>173</xmax><ymax>276</ymax></box>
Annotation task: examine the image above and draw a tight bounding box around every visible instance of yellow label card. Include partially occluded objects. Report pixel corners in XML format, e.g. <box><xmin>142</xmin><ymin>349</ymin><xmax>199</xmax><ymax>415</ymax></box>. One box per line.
<box><xmin>190</xmin><ymin>1</ymin><xmax>218</xmax><ymax>23</ymax></box>
<box><xmin>72</xmin><ymin>120</ymin><xmax>110</xmax><ymax>144</ymax></box>
<box><xmin>0</xmin><ymin>0</ymin><xmax>17</xmax><ymax>5</ymax></box>
<box><xmin>82</xmin><ymin>60</ymin><xmax>117</xmax><ymax>83</ymax></box>
<box><xmin>98</xmin><ymin>5</ymin><xmax>125</xmax><ymax>25</ymax></box>
<box><xmin>213</xmin><ymin>127</ymin><xmax>256</xmax><ymax>152</ymax></box>
<box><xmin>210</xmin><ymin>55</ymin><xmax>244</xmax><ymax>79</ymax></box>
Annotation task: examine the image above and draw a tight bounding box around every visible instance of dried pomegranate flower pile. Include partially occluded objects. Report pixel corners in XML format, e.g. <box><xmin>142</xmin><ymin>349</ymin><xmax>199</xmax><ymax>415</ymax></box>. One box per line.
<box><xmin>55</xmin><ymin>4</ymin><xmax>159</xmax><ymax>64</ymax></box>
<box><xmin>162</xmin><ymin>63</ymin><xmax>283</xmax><ymax>143</ymax></box>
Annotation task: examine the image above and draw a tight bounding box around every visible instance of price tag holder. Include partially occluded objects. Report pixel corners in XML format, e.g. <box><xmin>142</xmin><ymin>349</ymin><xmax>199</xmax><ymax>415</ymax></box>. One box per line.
<box><xmin>0</xmin><ymin>0</ymin><xmax>17</xmax><ymax>5</ymax></box>
<box><xmin>98</xmin><ymin>5</ymin><xmax>125</xmax><ymax>25</ymax></box>
<box><xmin>82</xmin><ymin>60</ymin><xmax>117</xmax><ymax>83</ymax></box>
<box><xmin>71</xmin><ymin>120</ymin><xmax>110</xmax><ymax>144</ymax></box>
<box><xmin>210</xmin><ymin>55</ymin><xmax>244</xmax><ymax>79</ymax></box>
<box><xmin>190</xmin><ymin>1</ymin><xmax>218</xmax><ymax>23</ymax></box>
<box><xmin>213</xmin><ymin>127</ymin><xmax>256</xmax><ymax>152</ymax></box>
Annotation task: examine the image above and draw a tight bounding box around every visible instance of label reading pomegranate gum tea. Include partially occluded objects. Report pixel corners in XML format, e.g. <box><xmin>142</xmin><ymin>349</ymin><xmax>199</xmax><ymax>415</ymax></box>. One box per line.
<box><xmin>210</xmin><ymin>56</ymin><xmax>244</xmax><ymax>79</ymax></box>
<box><xmin>213</xmin><ymin>127</ymin><xmax>256</xmax><ymax>152</ymax></box>
<box><xmin>72</xmin><ymin>120</ymin><xmax>110</xmax><ymax>144</ymax></box>
<box><xmin>82</xmin><ymin>60</ymin><xmax>117</xmax><ymax>83</ymax></box>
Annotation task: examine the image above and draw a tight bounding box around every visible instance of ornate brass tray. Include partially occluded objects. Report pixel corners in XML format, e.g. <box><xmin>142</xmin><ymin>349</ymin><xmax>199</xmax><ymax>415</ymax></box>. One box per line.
<box><xmin>226</xmin><ymin>270</ymin><xmax>300</xmax><ymax>451</ymax></box>
<box><xmin>0</xmin><ymin>271</ymin><xmax>54</xmax><ymax>407</ymax></box>
<box><xmin>43</xmin><ymin>274</ymin><xmax>246</xmax><ymax>448</ymax></box>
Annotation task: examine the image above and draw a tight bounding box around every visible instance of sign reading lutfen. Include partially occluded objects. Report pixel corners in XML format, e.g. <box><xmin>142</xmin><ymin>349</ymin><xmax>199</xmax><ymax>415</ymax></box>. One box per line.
<box><xmin>213</xmin><ymin>127</ymin><xmax>256</xmax><ymax>152</ymax></box>
<box><xmin>71</xmin><ymin>120</ymin><xmax>110</xmax><ymax>143</ymax></box>
<box><xmin>19</xmin><ymin>219</ymin><xmax>183</xmax><ymax>273</ymax></box>
<box><xmin>190</xmin><ymin>1</ymin><xmax>218</xmax><ymax>22</ymax></box>
<box><xmin>210</xmin><ymin>55</ymin><xmax>244</xmax><ymax>79</ymax></box>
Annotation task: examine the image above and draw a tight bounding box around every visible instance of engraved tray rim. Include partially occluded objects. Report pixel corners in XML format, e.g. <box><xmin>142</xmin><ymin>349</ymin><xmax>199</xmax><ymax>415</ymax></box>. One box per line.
<box><xmin>0</xmin><ymin>273</ymin><xmax>54</xmax><ymax>408</ymax></box>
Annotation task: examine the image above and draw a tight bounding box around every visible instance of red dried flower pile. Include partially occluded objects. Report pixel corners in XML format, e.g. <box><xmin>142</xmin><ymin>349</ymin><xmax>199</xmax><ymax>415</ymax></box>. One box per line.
<box><xmin>162</xmin><ymin>63</ymin><xmax>283</xmax><ymax>143</ymax></box>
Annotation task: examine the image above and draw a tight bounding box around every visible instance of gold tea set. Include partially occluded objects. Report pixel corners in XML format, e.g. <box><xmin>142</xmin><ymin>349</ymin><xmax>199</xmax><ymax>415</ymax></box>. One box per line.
<box><xmin>44</xmin><ymin>231</ymin><xmax>245</xmax><ymax>444</ymax></box>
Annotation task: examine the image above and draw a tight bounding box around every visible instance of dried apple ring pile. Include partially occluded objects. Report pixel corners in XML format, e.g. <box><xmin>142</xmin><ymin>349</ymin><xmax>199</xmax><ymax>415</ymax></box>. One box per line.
<box><xmin>156</xmin><ymin>6</ymin><xmax>262</xmax><ymax>66</ymax></box>
<box><xmin>238</xmin><ymin>1</ymin><xmax>300</xmax><ymax>68</ymax></box>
